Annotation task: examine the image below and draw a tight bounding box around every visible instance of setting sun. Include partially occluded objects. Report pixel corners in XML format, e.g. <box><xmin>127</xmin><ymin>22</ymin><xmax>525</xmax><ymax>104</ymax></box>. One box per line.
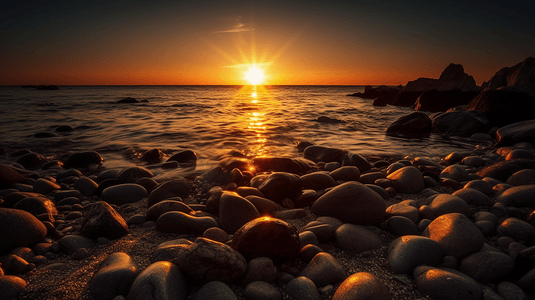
<box><xmin>245</xmin><ymin>67</ymin><xmax>264</xmax><ymax>85</ymax></box>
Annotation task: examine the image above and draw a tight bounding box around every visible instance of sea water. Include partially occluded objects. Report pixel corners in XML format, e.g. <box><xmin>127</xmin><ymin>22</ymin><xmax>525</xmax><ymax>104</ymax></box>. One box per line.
<box><xmin>0</xmin><ymin>85</ymin><xmax>482</xmax><ymax>178</ymax></box>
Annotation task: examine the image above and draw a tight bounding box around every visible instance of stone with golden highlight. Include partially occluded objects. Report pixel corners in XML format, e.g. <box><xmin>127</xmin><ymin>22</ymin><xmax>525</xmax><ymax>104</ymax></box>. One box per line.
<box><xmin>332</xmin><ymin>272</ymin><xmax>390</xmax><ymax>300</ymax></box>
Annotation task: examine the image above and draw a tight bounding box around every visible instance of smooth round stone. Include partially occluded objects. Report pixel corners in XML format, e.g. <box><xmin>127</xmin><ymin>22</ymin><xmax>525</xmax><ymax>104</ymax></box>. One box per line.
<box><xmin>324</xmin><ymin>162</ymin><xmax>340</xmax><ymax>171</ymax></box>
<box><xmin>257</xmin><ymin>172</ymin><xmax>302</xmax><ymax>203</ymax></box>
<box><xmin>219</xmin><ymin>192</ymin><xmax>260</xmax><ymax>234</ymax></box>
<box><xmin>418</xmin><ymin>219</ymin><xmax>432</xmax><ymax>231</ymax></box>
<box><xmin>126</xmin><ymin>214</ymin><xmax>146</xmax><ymax>225</ymax></box>
<box><xmin>32</xmin><ymin>178</ymin><xmax>61</xmax><ymax>194</ymax></box>
<box><xmin>203</xmin><ymin>227</ymin><xmax>229</xmax><ymax>243</ymax></box>
<box><xmin>385</xmin><ymin>216</ymin><xmax>420</xmax><ymax>236</ymax></box>
<box><xmin>358</xmin><ymin>172</ymin><xmax>385</xmax><ymax>184</ymax></box>
<box><xmin>424</xmin><ymin>176</ymin><xmax>439</xmax><ymax>187</ymax></box>
<box><xmin>464</xmin><ymin>179</ymin><xmax>493</xmax><ymax>195</ymax></box>
<box><xmin>0</xmin><ymin>163</ymin><xmax>26</xmax><ymax>185</ymax></box>
<box><xmin>81</xmin><ymin>201</ymin><xmax>129</xmax><ymax>240</ymax></box>
<box><xmin>329</xmin><ymin>166</ymin><xmax>360</xmax><ymax>182</ymax></box>
<box><xmin>167</xmin><ymin>150</ymin><xmax>197</xmax><ymax>164</ymax></box>
<box><xmin>340</xmin><ymin>152</ymin><xmax>372</xmax><ymax>172</ymax></box>
<box><xmin>58</xmin><ymin>234</ymin><xmax>95</xmax><ymax>254</ymax></box>
<box><xmin>386</xmin><ymin>166</ymin><xmax>425</xmax><ymax>194</ymax></box>
<box><xmin>300</xmin><ymin>172</ymin><xmax>337</xmax><ymax>190</ymax></box>
<box><xmin>311</xmin><ymin>182</ymin><xmax>386</xmax><ymax>225</ymax></box>
<box><xmin>241</xmin><ymin>257</ymin><xmax>277</xmax><ymax>286</ymax></box>
<box><xmin>364</xmin><ymin>184</ymin><xmax>389</xmax><ymax>200</ymax></box>
<box><xmin>90</xmin><ymin>252</ymin><xmax>139</xmax><ymax>300</ymax></box>
<box><xmin>16</xmin><ymin>152</ymin><xmax>44</xmax><ymax>168</ymax></box>
<box><xmin>462</xmin><ymin>156</ymin><xmax>485</xmax><ymax>167</ymax></box>
<box><xmin>497</xmin><ymin>282</ymin><xmax>528</xmax><ymax>300</ymax></box>
<box><xmin>335</xmin><ymin>224</ymin><xmax>384</xmax><ymax>254</ymax></box>
<box><xmin>245</xmin><ymin>195</ymin><xmax>281</xmax><ymax>215</ymax></box>
<box><xmin>232</xmin><ymin>217</ymin><xmax>300</xmax><ymax>263</ymax></box>
<box><xmin>375</xmin><ymin>178</ymin><xmax>393</xmax><ymax>188</ymax></box>
<box><xmin>298</xmin><ymin>252</ymin><xmax>347</xmax><ymax>287</ymax></box>
<box><xmin>423</xmin><ymin>213</ymin><xmax>484</xmax><ymax>260</ymax></box>
<box><xmin>429</xmin><ymin>194</ymin><xmax>472</xmax><ymax>217</ymax></box>
<box><xmin>147</xmin><ymin>178</ymin><xmax>192</xmax><ymax>207</ymax></box>
<box><xmin>304</xmin><ymin>224</ymin><xmax>335</xmax><ymax>243</ymax></box>
<box><xmin>236</xmin><ymin>187</ymin><xmax>264</xmax><ymax>198</ymax></box>
<box><xmin>506</xmin><ymin>149</ymin><xmax>535</xmax><ymax>160</ymax></box>
<box><xmin>73</xmin><ymin>176</ymin><xmax>99</xmax><ymax>196</ymax></box>
<box><xmin>146</xmin><ymin>200</ymin><xmax>193</xmax><ymax>220</ymax></box>
<box><xmin>517</xmin><ymin>266</ymin><xmax>535</xmax><ymax>291</ymax></box>
<box><xmin>97</xmin><ymin>169</ymin><xmax>121</xmax><ymax>182</ymax></box>
<box><xmin>12</xmin><ymin>196</ymin><xmax>58</xmax><ymax>223</ymax></box>
<box><xmin>101</xmin><ymin>184</ymin><xmax>148</xmax><ymax>205</ymax></box>
<box><xmin>0</xmin><ymin>208</ymin><xmax>47</xmax><ymax>253</ymax></box>
<box><xmin>176</xmin><ymin>237</ymin><xmax>247</xmax><ymax>284</ymax></box>
<box><xmin>243</xmin><ymin>281</ymin><xmax>282</xmax><ymax>300</ymax></box>
<box><xmin>127</xmin><ymin>261</ymin><xmax>187</xmax><ymax>300</ymax></box>
<box><xmin>474</xmin><ymin>220</ymin><xmax>496</xmax><ymax>237</ymax></box>
<box><xmin>64</xmin><ymin>151</ymin><xmax>103</xmax><ymax>168</ymax></box>
<box><xmin>452</xmin><ymin>188</ymin><xmax>493</xmax><ymax>206</ymax></box>
<box><xmin>57</xmin><ymin>196</ymin><xmax>81</xmax><ymax>206</ymax></box>
<box><xmin>285</xmin><ymin>276</ymin><xmax>322</xmax><ymax>300</ymax></box>
<box><xmin>385</xmin><ymin>203</ymin><xmax>420</xmax><ymax>223</ymax></box>
<box><xmin>151</xmin><ymin>239</ymin><xmax>192</xmax><ymax>263</ymax></box>
<box><xmin>116</xmin><ymin>166</ymin><xmax>153</xmax><ymax>184</ymax></box>
<box><xmin>299</xmin><ymin>231</ymin><xmax>318</xmax><ymax>247</ymax></box>
<box><xmin>496</xmin><ymin>217</ymin><xmax>535</xmax><ymax>241</ymax></box>
<box><xmin>54</xmin><ymin>189</ymin><xmax>82</xmax><ymax>201</ymax></box>
<box><xmin>414</xmin><ymin>266</ymin><xmax>482</xmax><ymax>300</ymax></box>
<box><xmin>300</xmin><ymin>244</ymin><xmax>324</xmax><ymax>262</ymax></box>
<box><xmin>0</xmin><ymin>275</ymin><xmax>27</xmax><ymax>300</ymax></box>
<box><xmin>194</xmin><ymin>281</ymin><xmax>237</xmax><ymax>300</ymax></box>
<box><xmin>458</xmin><ymin>251</ymin><xmax>514</xmax><ymax>283</ymax></box>
<box><xmin>156</xmin><ymin>211</ymin><xmax>218</xmax><ymax>235</ymax></box>
<box><xmin>134</xmin><ymin>177</ymin><xmax>158</xmax><ymax>193</ymax></box>
<box><xmin>506</xmin><ymin>169</ymin><xmax>535</xmax><ymax>186</ymax></box>
<box><xmin>440</xmin><ymin>165</ymin><xmax>471</xmax><ymax>182</ymax></box>
<box><xmin>332</xmin><ymin>272</ymin><xmax>390</xmax><ymax>300</ymax></box>
<box><xmin>388</xmin><ymin>235</ymin><xmax>443</xmax><ymax>274</ymax></box>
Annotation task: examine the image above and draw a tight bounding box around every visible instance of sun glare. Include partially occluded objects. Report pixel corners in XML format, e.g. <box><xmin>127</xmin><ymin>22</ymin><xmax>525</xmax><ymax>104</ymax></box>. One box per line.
<box><xmin>245</xmin><ymin>67</ymin><xmax>264</xmax><ymax>85</ymax></box>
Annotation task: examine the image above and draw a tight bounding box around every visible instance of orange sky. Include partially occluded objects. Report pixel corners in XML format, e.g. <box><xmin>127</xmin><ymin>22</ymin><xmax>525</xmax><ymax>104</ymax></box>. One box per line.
<box><xmin>1</xmin><ymin>1</ymin><xmax>534</xmax><ymax>86</ymax></box>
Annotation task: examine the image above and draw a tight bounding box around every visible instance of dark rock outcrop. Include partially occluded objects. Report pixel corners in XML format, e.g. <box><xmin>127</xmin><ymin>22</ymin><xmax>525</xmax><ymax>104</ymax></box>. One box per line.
<box><xmin>116</xmin><ymin>97</ymin><xmax>138</xmax><ymax>103</ymax></box>
<box><xmin>385</xmin><ymin>112</ymin><xmax>432</xmax><ymax>135</ymax></box>
<box><xmin>415</xmin><ymin>89</ymin><xmax>478</xmax><ymax>112</ymax></box>
<box><xmin>431</xmin><ymin>110</ymin><xmax>489</xmax><ymax>136</ymax></box>
<box><xmin>496</xmin><ymin>119</ymin><xmax>535</xmax><ymax>146</ymax></box>
<box><xmin>404</xmin><ymin>64</ymin><xmax>480</xmax><ymax>93</ymax></box>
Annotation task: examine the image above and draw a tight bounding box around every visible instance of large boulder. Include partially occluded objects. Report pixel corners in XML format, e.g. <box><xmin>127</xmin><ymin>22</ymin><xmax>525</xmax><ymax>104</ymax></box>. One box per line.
<box><xmin>386</xmin><ymin>166</ymin><xmax>425</xmax><ymax>193</ymax></box>
<box><xmin>480</xmin><ymin>56</ymin><xmax>535</xmax><ymax>96</ymax></box>
<box><xmin>466</xmin><ymin>90</ymin><xmax>535</xmax><ymax>127</ymax></box>
<box><xmin>90</xmin><ymin>252</ymin><xmax>139</xmax><ymax>300</ymax></box>
<box><xmin>415</xmin><ymin>89</ymin><xmax>478</xmax><ymax>112</ymax></box>
<box><xmin>496</xmin><ymin>119</ymin><xmax>535</xmax><ymax>146</ymax></box>
<box><xmin>0</xmin><ymin>208</ymin><xmax>47</xmax><ymax>253</ymax></box>
<box><xmin>431</xmin><ymin>110</ymin><xmax>489</xmax><ymax>136</ymax></box>
<box><xmin>414</xmin><ymin>266</ymin><xmax>482</xmax><ymax>300</ymax></box>
<box><xmin>311</xmin><ymin>182</ymin><xmax>386</xmax><ymax>225</ymax></box>
<box><xmin>405</xmin><ymin>63</ymin><xmax>480</xmax><ymax>93</ymax></box>
<box><xmin>385</xmin><ymin>112</ymin><xmax>432</xmax><ymax>135</ymax></box>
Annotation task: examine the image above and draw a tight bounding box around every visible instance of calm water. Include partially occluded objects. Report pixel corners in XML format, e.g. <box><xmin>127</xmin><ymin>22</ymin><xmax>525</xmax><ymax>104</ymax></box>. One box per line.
<box><xmin>0</xmin><ymin>85</ymin><xmax>481</xmax><ymax>178</ymax></box>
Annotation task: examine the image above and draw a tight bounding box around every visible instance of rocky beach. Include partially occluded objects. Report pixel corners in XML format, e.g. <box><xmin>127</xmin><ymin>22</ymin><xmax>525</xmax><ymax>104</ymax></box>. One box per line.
<box><xmin>1</xmin><ymin>57</ymin><xmax>535</xmax><ymax>300</ymax></box>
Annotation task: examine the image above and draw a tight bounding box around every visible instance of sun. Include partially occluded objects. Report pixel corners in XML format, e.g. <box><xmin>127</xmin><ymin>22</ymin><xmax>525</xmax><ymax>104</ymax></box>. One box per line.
<box><xmin>245</xmin><ymin>66</ymin><xmax>264</xmax><ymax>85</ymax></box>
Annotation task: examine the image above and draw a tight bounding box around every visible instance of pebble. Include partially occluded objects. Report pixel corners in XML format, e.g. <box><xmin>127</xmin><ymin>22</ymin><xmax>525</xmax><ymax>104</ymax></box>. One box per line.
<box><xmin>90</xmin><ymin>252</ymin><xmax>139</xmax><ymax>300</ymax></box>
<box><xmin>81</xmin><ymin>201</ymin><xmax>129</xmax><ymax>239</ymax></box>
<box><xmin>0</xmin><ymin>275</ymin><xmax>27</xmax><ymax>300</ymax></box>
<box><xmin>127</xmin><ymin>261</ymin><xmax>188</xmax><ymax>300</ymax></box>
<box><xmin>73</xmin><ymin>176</ymin><xmax>99</xmax><ymax>196</ymax></box>
<box><xmin>298</xmin><ymin>252</ymin><xmax>347</xmax><ymax>287</ymax></box>
<box><xmin>335</xmin><ymin>224</ymin><xmax>384</xmax><ymax>254</ymax></box>
<box><xmin>429</xmin><ymin>193</ymin><xmax>472</xmax><ymax>217</ymax></box>
<box><xmin>245</xmin><ymin>195</ymin><xmax>281</xmax><ymax>215</ymax></box>
<box><xmin>458</xmin><ymin>251</ymin><xmax>514</xmax><ymax>283</ymax></box>
<box><xmin>0</xmin><ymin>208</ymin><xmax>47</xmax><ymax>253</ymax></box>
<box><xmin>311</xmin><ymin>181</ymin><xmax>386</xmax><ymax>225</ymax></box>
<box><xmin>58</xmin><ymin>234</ymin><xmax>95</xmax><ymax>254</ymax></box>
<box><xmin>176</xmin><ymin>237</ymin><xmax>247</xmax><ymax>284</ymax></box>
<box><xmin>496</xmin><ymin>217</ymin><xmax>535</xmax><ymax>242</ymax></box>
<box><xmin>285</xmin><ymin>276</ymin><xmax>322</xmax><ymax>300</ymax></box>
<box><xmin>413</xmin><ymin>265</ymin><xmax>482</xmax><ymax>300</ymax></box>
<box><xmin>385</xmin><ymin>216</ymin><xmax>420</xmax><ymax>236</ymax></box>
<box><xmin>156</xmin><ymin>211</ymin><xmax>218</xmax><ymax>235</ymax></box>
<box><xmin>64</xmin><ymin>151</ymin><xmax>103</xmax><ymax>168</ymax></box>
<box><xmin>241</xmin><ymin>257</ymin><xmax>277</xmax><ymax>285</ymax></box>
<box><xmin>203</xmin><ymin>227</ymin><xmax>229</xmax><ymax>243</ymax></box>
<box><xmin>147</xmin><ymin>178</ymin><xmax>192</xmax><ymax>207</ymax></box>
<box><xmin>423</xmin><ymin>213</ymin><xmax>484</xmax><ymax>259</ymax></box>
<box><xmin>257</xmin><ymin>172</ymin><xmax>302</xmax><ymax>203</ymax></box>
<box><xmin>299</xmin><ymin>231</ymin><xmax>318</xmax><ymax>247</ymax></box>
<box><xmin>329</xmin><ymin>166</ymin><xmax>360</xmax><ymax>182</ymax></box>
<box><xmin>497</xmin><ymin>184</ymin><xmax>535</xmax><ymax>207</ymax></box>
<box><xmin>332</xmin><ymin>272</ymin><xmax>390</xmax><ymax>300</ymax></box>
<box><xmin>300</xmin><ymin>172</ymin><xmax>337</xmax><ymax>190</ymax></box>
<box><xmin>385</xmin><ymin>203</ymin><xmax>420</xmax><ymax>223</ymax></box>
<box><xmin>151</xmin><ymin>239</ymin><xmax>192</xmax><ymax>263</ymax></box>
<box><xmin>194</xmin><ymin>281</ymin><xmax>237</xmax><ymax>300</ymax></box>
<box><xmin>32</xmin><ymin>178</ymin><xmax>61</xmax><ymax>194</ymax></box>
<box><xmin>388</xmin><ymin>235</ymin><xmax>443</xmax><ymax>274</ymax></box>
<box><xmin>452</xmin><ymin>187</ymin><xmax>493</xmax><ymax>206</ymax></box>
<box><xmin>386</xmin><ymin>166</ymin><xmax>425</xmax><ymax>193</ymax></box>
<box><xmin>101</xmin><ymin>183</ymin><xmax>148</xmax><ymax>205</ymax></box>
<box><xmin>243</xmin><ymin>281</ymin><xmax>282</xmax><ymax>300</ymax></box>
<box><xmin>497</xmin><ymin>282</ymin><xmax>528</xmax><ymax>300</ymax></box>
<box><xmin>145</xmin><ymin>199</ymin><xmax>193</xmax><ymax>219</ymax></box>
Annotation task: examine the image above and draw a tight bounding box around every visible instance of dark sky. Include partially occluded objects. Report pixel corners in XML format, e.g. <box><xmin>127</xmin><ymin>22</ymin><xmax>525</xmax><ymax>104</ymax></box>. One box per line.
<box><xmin>1</xmin><ymin>0</ymin><xmax>533</xmax><ymax>85</ymax></box>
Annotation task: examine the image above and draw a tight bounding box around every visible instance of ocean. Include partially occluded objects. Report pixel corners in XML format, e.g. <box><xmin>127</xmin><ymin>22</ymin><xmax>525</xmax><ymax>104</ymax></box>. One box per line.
<box><xmin>0</xmin><ymin>85</ymin><xmax>482</xmax><ymax>179</ymax></box>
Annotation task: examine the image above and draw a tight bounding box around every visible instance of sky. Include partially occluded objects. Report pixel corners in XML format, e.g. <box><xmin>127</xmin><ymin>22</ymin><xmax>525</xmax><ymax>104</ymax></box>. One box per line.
<box><xmin>1</xmin><ymin>0</ymin><xmax>534</xmax><ymax>85</ymax></box>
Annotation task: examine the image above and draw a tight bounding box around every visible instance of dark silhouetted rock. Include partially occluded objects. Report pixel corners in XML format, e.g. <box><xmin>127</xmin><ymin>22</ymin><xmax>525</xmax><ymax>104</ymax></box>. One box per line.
<box><xmin>458</xmin><ymin>251</ymin><xmax>514</xmax><ymax>283</ymax></box>
<box><xmin>90</xmin><ymin>252</ymin><xmax>139</xmax><ymax>300</ymax></box>
<box><xmin>298</xmin><ymin>252</ymin><xmax>347</xmax><ymax>287</ymax></box>
<box><xmin>257</xmin><ymin>172</ymin><xmax>302</xmax><ymax>203</ymax></box>
<box><xmin>404</xmin><ymin>63</ymin><xmax>480</xmax><ymax>93</ymax></box>
<box><xmin>315</xmin><ymin>116</ymin><xmax>345</xmax><ymax>123</ymax></box>
<box><xmin>341</xmin><ymin>153</ymin><xmax>372</xmax><ymax>172</ymax></box>
<box><xmin>0</xmin><ymin>275</ymin><xmax>27</xmax><ymax>300</ymax></box>
<box><xmin>13</xmin><ymin>196</ymin><xmax>58</xmax><ymax>223</ymax></box>
<box><xmin>36</xmin><ymin>85</ymin><xmax>59</xmax><ymax>90</ymax></box>
<box><xmin>431</xmin><ymin>110</ymin><xmax>489</xmax><ymax>136</ymax></box>
<box><xmin>101</xmin><ymin>183</ymin><xmax>148</xmax><ymax>205</ymax></box>
<box><xmin>496</xmin><ymin>119</ymin><xmax>535</xmax><ymax>146</ymax></box>
<box><xmin>146</xmin><ymin>200</ymin><xmax>194</xmax><ymax>220</ymax></box>
<box><xmin>385</xmin><ymin>112</ymin><xmax>432</xmax><ymax>135</ymax></box>
<box><xmin>16</xmin><ymin>152</ymin><xmax>44</xmax><ymax>168</ymax></box>
<box><xmin>477</xmin><ymin>159</ymin><xmax>535</xmax><ymax>182</ymax></box>
<box><xmin>466</xmin><ymin>90</ymin><xmax>535</xmax><ymax>127</ymax></box>
<box><xmin>388</xmin><ymin>235</ymin><xmax>443</xmax><ymax>274</ymax></box>
<box><xmin>480</xmin><ymin>56</ymin><xmax>535</xmax><ymax>96</ymax></box>
<box><xmin>55</xmin><ymin>125</ymin><xmax>75</xmax><ymax>132</ymax></box>
<box><xmin>127</xmin><ymin>261</ymin><xmax>187</xmax><ymax>300</ymax></box>
<box><xmin>167</xmin><ymin>150</ymin><xmax>197</xmax><ymax>165</ymax></box>
<box><xmin>390</xmin><ymin>91</ymin><xmax>422</xmax><ymax>107</ymax></box>
<box><xmin>147</xmin><ymin>178</ymin><xmax>192</xmax><ymax>207</ymax></box>
<box><xmin>34</xmin><ymin>131</ymin><xmax>58</xmax><ymax>138</ymax></box>
<box><xmin>250</xmin><ymin>157</ymin><xmax>317</xmax><ymax>175</ymax></box>
<box><xmin>194</xmin><ymin>281</ymin><xmax>237</xmax><ymax>300</ymax></box>
<box><xmin>219</xmin><ymin>192</ymin><xmax>260</xmax><ymax>234</ymax></box>
<box><xmin>156</xmin><ymin>211</ymin><xmax>218</xmax><ymax>235</ymax></box>
<box><xmin>335</xmin><ymin>224</ymin><xmax>384</xmax><ymax>254</ymax></box>
<box><xmin>142</xmin><ymin>149</ymin><xmax>164</xmax><ymax>163</ymax></box>
<box><xmin>232</xmin><ymin>217</ymin><xmax>300</xmax><ymax>263</ymax></box>
<box><xmin>116</xmin><ymin>97</ymin><xmax>138</xmax><ymax>103</ymax></box>
<box><xmin>64</xmin><ymin>151</ymin><xmax>103</xmax><ymax>168</ymax></box>
<box><xmin>414</xmin><ymin>265</ymin><xmax>482</xmax><ymax>300</ymax></box>
<box><xmin>81</xmin><ymin>201</ymin><xmax>129</xmax><ymax>240</ymax></box>
<box><xmin>0</xmin><ymin>163</ymin><xmax>25</xmax><ymax>185</ymax></box>
<box><xmin>415</xmin><ymin>89</ymin><xmax>478</xmax><ymax>112</ymax></box>
<box><xmin>303</xmin><ymin>146</ymin><xmax>347</xmax><ymax>163</ymax></box>
<box><xmin>117</xmin><ymin>166</ymin><xmax>154</xmax><ymax>183</ymax></box>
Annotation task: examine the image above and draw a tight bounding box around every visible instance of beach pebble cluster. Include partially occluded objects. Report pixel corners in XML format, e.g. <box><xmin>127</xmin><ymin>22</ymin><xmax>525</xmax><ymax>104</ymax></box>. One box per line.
<box><xmin>1</xmin><ymin>129</ymin><xmax>535</xmax><ymax>300</ymax></box>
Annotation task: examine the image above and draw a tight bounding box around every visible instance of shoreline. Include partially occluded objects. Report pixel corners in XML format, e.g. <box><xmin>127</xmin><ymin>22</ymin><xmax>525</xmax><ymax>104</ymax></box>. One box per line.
<box><xmin>1</xmin><ymin>135</ymin><xmax>535</xmax><ymax>300</ymax></box>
